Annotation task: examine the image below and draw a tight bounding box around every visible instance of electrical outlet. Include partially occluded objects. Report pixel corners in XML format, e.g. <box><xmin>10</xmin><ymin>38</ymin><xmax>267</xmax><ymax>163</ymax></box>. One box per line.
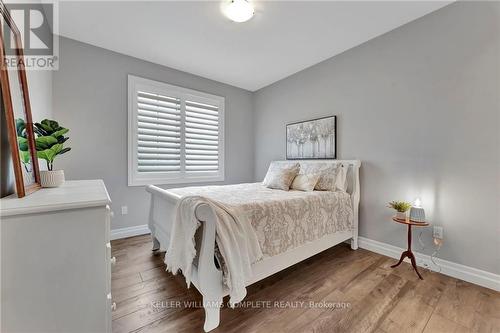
<box><xmin>433</xmin><ymin>226</ymin><xmax>444</xmax><ymax>240</ymax></box>
<box><xmin>121</xmin><ymin>206</ymin><xmax>128</xmax><ymax>215</ymax></box>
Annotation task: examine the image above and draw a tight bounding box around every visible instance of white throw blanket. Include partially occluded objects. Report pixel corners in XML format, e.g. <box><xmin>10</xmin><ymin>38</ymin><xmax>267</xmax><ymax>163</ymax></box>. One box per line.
<box><xmin>165</xmin><ymin>195</ymin><xmax>263</xmax><ymax>305</ymax></box>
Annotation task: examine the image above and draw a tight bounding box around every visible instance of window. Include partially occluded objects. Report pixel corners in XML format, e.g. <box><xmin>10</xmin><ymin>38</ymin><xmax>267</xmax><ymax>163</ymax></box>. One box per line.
<box><xmin>128</xmin><ymin>75</ymin><xmax>224</xmax><ymax>186</ymax></box>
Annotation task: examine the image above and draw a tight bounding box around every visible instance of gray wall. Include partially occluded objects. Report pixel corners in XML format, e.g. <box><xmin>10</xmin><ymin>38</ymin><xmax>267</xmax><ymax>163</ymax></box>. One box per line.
<box><xmin>53</xmin><ymin>37</ymin><xmax>254</xmax><ymax>230</ymax></box>
<box><xmin>28</xmin><ymin>70</ymin><xmax>53</xmax><ymax>121</ymax></box>
<box><xmin>253</xmin><ymin>2</ymin><xmax>499</xmax><ymax>274</ymax></box>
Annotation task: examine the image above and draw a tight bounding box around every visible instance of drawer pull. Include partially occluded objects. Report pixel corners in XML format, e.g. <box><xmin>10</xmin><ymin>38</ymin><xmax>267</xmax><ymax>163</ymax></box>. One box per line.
<box><xmin>110</xmin><ymin>256</ymin><xmax>117</xmax><ymax>265</ymax></box>
<box><xmin>106</xmin><ymin>242</ymin><xmax>111</xmax><ymax>249</ymax></box>
<box><xmin>107</xmin><ymin>293</ymin><xmax>112</xmax><ymax>300</ymax></box>
<box><xmin>111</xmin><ymin>302</ymin><xmax>117</xmax><ymax>311</ymax></box>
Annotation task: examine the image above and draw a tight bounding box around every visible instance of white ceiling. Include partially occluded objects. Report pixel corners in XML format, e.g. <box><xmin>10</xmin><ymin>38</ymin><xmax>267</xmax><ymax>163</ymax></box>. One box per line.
<box><xmin>59</xmin><ymin>1</ymin><xmax>452</xmax><ymax>91</ymax></box>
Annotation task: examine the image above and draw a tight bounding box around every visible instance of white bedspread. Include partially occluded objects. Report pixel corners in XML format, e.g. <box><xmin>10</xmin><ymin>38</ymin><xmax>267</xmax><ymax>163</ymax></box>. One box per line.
<box><xmin>165</xmin><ymin>195</ymin><xmax>262</xmax><ymax>305</ymax></box>
<box><xmin>165</xmin><ymin>183</ymin><xmax>353</xmax><ymax>305</ymax></box>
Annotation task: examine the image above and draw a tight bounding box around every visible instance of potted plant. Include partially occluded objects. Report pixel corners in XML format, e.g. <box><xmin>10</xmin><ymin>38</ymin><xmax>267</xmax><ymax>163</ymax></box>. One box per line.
<box><xmin>387</xmin><ymin>200</ymin><xmax>412</xmax><ymax>220</ymax></box>
<box><xmin>33</xmin><ymin>119</ymin><xmax>71</xmax><ymax>188</ymax></box>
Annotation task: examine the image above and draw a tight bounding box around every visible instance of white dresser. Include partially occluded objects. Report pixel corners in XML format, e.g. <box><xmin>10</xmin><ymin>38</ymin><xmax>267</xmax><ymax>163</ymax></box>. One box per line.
<box><xmin>0</xmin><ymin>180</ymin><xmax>113</xmax><ymax>333</ymax></box>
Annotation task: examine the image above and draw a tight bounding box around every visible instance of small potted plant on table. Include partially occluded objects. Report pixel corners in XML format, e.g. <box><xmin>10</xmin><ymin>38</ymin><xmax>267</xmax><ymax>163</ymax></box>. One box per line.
<box><xmin>387</xmin><ymin>200</ymin><xmax>412</xmax><ymax>220</ymax></box>
<box><xmin>33</xmin><ymin>119</ymin><xmax>71</xmax><ymax>188</ymax></box>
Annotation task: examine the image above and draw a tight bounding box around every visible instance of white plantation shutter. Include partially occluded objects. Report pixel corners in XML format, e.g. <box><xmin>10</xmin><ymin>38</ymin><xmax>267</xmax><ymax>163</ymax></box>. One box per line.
<box><xmin>128</xmin><ymin>75</ymin><xmax>224</xmax><ymax>186</ymax></box>
<box><xmin>136</xmin><ymin>91</ymin><xmax>181</xmax><ymax>173</ymax></box>
<box><xmin>185</xmin><ymin>100</ymin><xmax>220</xmax><ymax>173</ymax></box>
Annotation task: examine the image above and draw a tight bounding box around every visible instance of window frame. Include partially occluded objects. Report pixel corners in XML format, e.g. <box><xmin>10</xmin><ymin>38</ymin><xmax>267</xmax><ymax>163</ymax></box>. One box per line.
<box><xmin>128</xmin><ymin>75</ymin><xmax>225</xmax><ymax>186</ymax></box>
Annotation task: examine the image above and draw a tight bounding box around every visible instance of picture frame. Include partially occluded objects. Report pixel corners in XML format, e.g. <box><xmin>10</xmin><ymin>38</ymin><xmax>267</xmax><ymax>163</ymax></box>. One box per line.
<box><xmin>286</xmin><ymin>115</ymin><xmax>337</xmax><ymax>160</ymax></box>
<box><xmin>0</xmin><ymin>2</ymin><xmax>41</xmax><ymax>197</ymax></box>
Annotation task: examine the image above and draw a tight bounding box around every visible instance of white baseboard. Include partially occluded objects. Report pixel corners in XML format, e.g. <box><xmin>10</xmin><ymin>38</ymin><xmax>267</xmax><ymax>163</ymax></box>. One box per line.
<box><xmin>358</xmin><ymin>236</ymin><xmax>500</xmax><ymax>292</ymax></box>
<box><xmin>110</xmin><ymin>224</ymin><xmax>150</xmax><ymax>240</ymax></box>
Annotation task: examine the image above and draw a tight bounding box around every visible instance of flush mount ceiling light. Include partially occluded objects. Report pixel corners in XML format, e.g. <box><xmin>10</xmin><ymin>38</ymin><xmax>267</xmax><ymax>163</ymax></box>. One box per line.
<box><xmin>222</xmin><ymin>0</ymin><xmax>254</xmax><ymax>23</ymax></box>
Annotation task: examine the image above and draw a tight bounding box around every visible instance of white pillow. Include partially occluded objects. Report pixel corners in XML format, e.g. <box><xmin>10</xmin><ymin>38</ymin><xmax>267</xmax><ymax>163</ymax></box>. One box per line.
<box><xmin>290</xmin><ymin>173</ymin><xmax>321</xmax><ymax>192</ymax></box>
<box><xmin>299</xmin><ymin>162</ymin><xmax>349</xmax><ymax>191</ymax></box>
<box><xmin>299</xmin><ymin>163</ymin><xmax>339</xmax><ymax>191</ymax></box>
<box><xmin>263</xmin><ymin>162</ymin><xmax>300</xmax><ymax>190</ymax></box>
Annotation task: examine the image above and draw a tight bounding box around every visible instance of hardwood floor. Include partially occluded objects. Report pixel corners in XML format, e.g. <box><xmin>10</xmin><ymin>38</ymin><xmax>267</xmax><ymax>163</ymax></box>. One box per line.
<box><xmin>111</xmin><ymin>235</ymin><xmax>500</xmax><ymax>333</ymax></box>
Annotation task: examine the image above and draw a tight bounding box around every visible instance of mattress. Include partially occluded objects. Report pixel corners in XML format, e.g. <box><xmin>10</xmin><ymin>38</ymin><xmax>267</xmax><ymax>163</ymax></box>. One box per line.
<box><xmin>169</xmin><ymin>182</ymin><xmax>354</xmax><ymax>259</ymax></box>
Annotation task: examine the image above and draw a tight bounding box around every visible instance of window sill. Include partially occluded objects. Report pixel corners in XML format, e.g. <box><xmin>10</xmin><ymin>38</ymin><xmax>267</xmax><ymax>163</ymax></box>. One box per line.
<box><xmin>128</xmin><ymin>175</ymin><xmax>225</xmax><ymax>187</ymax></box>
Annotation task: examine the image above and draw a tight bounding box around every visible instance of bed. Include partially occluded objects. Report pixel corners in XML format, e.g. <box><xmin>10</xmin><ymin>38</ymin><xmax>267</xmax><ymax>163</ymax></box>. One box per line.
<box><xmin>146</xmin><ymin>160</ymin><xmax>360</xmax><ymax>331</ymax></box>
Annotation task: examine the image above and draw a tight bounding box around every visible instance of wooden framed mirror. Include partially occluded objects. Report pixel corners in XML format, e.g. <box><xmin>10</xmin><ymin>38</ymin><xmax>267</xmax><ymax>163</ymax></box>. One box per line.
<box><xmin>0</xmin><ymin>2</ymin><xmax>40</xmax><ymax>197</ymax></box>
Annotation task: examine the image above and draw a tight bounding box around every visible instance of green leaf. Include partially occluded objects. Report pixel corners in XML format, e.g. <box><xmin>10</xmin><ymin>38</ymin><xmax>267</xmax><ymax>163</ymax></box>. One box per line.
<box><xmin>39</xmin><ymin>122</ymin><xmax>53</xmax><ymax>133</ymax></box>
<box><xmin>35</xmin><ymin>136</ymin><xmax>58</xmax><ymax>150</ymax></box>
<box><xmin>20</xmin><ymin>150</ymin><xmax>30</xmax><ymax>164</ymax></box>
<box><xmin>17</xmin><ymin>137</ymin><xmax>29</xmax><ymax>151</ymax></box>
<box><xmin>16</xmin><ymin>118</ymin><xmax>26</xmax><ymax>137</ymax></box>
<box><xmin>37</xmin><ymin>149</ymin><xmax>56</xmax><ymax>163</ymax></box>
<box><xmin>57</xmin><ymin>147</ymin><xmax>71</xmax><ymax>155</ymax></box>
<box><xmin>50</xmin><ymin>143</ymin><xmax>63</xmax><ymax>155</ymax></box>
<box><xmin>34</xmin><ymin>123</ymin><xmax>49</xmax><ymax>136</ymax></box>
<box><xmin>41</xmin><ymin>119</ymin><xmax>60</xmax><ymax>131</ymax></box>
<box><xmin>51</xmin><ymin>128</ymin><xmax>69</xmax><ymax>138</ymax></box>
<box><xmin>57</xmin><ymin>137</ymin><xmax>69</xmax><ymax>144</ymax></box>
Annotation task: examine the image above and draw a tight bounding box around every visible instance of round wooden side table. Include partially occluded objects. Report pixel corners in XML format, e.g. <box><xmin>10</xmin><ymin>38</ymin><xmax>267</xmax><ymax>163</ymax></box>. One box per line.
<box><xmin>391</xmin><ymin>217</ymin><xmax>429</xmax><ymax>280</ymax></box>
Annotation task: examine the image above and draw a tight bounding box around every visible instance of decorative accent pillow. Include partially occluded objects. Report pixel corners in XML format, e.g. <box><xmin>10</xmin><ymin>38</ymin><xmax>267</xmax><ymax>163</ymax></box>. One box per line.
<box><xmin>299</xmin><ymin>163</ymin><xmax>340</xmax><ymax>191</ymax></box>
<box><xmin>290</xmin><ymin>173</ymin><xmax>321</xmax><ymax>192</ymax></box>
<box><xmin>263</xmin><ymin>162</ymin><xmax>300</xmax><ymax>190</ymax></box>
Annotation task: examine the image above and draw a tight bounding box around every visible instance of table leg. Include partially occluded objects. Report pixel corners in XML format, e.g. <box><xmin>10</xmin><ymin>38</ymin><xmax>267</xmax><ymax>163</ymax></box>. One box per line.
<box><xmin>391</xmin><ymin>250</ymin><xmax>408</xmax><ymax>268</ymax></box>
<box><xmin>408</xmin><ymin>251</ymin><xmax>423</xmax><ymax>280</ymax></box>
<box><xmin>390</xmin><ymin>224</ymin><xmax>424</xmax><ymax>280</ymax></box>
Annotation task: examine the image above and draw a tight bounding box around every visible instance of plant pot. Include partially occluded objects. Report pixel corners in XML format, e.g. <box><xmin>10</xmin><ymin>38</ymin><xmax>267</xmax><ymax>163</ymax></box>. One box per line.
<box><xmin>395</xmin><ymin>211</ymin><xmax>407</xmax><ymax>220</ymax></box>
<box><xmin>40</xmin><ymin>170</ymin><xmax>65</xmax><ymax>188</ymax></box>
